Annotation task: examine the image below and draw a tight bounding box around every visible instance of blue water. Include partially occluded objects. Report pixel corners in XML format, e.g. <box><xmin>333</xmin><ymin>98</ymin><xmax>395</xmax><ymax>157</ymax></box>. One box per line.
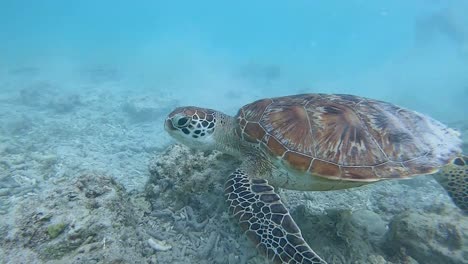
<box><xmin>2</xmin><ymin>0</ymin><xmax>467</xmax><ymax>121</ymax></box>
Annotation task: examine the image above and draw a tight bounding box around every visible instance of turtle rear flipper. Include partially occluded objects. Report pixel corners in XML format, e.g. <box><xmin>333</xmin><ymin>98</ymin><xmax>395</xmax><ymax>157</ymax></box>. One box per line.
<box><xmin>225</xmin><ymin>169</ymin><xmax>327</xmax><ymax>264</ymax></box>
<box><xmin>434</xmin><ymin>156</ymin><xmax>468</xmax><ymax>214</ymax></box>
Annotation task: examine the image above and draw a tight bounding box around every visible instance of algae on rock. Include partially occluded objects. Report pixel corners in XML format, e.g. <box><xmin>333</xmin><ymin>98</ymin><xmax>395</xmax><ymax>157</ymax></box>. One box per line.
<box><xmin>47</xmin><ymin>222</ymin><xmax>67</xmax><ymax>239</ymax></box>
<box><xmin>0</xmin><ymin>172</ymin><xmax>154</xmax><ymax>263</ymax></box>
<box><xmin>384</xmin><ymin>210</ymin><xmax>467</xmax><ymax>264</ymax></box>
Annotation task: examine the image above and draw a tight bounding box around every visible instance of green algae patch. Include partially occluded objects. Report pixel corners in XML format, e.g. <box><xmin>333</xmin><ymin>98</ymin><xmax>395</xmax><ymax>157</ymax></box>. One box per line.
<box><xmin>42</xmin><ymin>242</ymin><xmax>72</xmax><ymax>259</ymax></box>
<box><xmin>47</xmin><ymin>222</ymin><xmax>67</xmax><ymax>239</ymax></box>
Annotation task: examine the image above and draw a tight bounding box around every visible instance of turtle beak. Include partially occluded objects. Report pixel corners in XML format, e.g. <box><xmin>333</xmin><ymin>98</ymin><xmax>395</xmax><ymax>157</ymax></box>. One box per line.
<box><xmin>164</xmin><ymin>118</ymin><xmax>176</xmax><ymax>131</ymax></box>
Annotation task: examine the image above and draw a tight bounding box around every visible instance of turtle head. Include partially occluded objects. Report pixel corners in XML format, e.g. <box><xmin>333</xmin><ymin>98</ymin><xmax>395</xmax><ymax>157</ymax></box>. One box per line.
<box><xmin>165</xmin><ymin>106</ymin><xmax>218</xmax><ymax>150</ymax></box>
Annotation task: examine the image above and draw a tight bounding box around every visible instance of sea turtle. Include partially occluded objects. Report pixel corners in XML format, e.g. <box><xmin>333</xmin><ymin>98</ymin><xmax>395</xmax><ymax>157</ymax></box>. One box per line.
<box><xmin>164</xmin><ymin>93</ymin><xmax>467</xmax><ymax>264</ymax></box>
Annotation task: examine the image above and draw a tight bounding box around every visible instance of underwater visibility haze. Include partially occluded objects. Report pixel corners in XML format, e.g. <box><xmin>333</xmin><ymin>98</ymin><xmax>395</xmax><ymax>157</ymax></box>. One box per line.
<box><xmin>0</xmin><ymin>1</ymin><xmax>467</xmax><ymax>263</ymax></box>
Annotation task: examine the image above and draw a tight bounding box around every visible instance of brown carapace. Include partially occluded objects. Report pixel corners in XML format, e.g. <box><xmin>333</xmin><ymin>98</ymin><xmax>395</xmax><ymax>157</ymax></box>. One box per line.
<box><xmin>236</xmin><ymin>94</ymin><xmax>460</xmax><ymax>181</ymax></box>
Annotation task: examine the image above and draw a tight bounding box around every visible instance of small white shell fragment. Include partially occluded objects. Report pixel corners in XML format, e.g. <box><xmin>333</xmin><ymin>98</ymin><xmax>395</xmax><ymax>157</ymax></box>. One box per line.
<box><xmin>148</xmin><ymin>238</ymin><xmax>172</xmax><ymax>251</ymax></box>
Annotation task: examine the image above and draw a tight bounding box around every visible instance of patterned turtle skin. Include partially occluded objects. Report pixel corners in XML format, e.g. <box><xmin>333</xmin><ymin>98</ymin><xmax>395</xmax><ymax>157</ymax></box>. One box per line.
<box><xmin>236</xmin><ymin>94</ymin><xmax>461</xmax><ymax>182</ymax></box>
<box><xmin>165</xmin><ymin>93</ymin><xmax>466</xmax><ymax>264</ymax></box>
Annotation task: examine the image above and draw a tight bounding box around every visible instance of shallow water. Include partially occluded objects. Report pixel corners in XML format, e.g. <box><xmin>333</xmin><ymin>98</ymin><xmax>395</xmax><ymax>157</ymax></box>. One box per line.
<box><xmin>0</xmin><ymin>1</ymin><xmax>467</xmax><ymax>264</ymax></box>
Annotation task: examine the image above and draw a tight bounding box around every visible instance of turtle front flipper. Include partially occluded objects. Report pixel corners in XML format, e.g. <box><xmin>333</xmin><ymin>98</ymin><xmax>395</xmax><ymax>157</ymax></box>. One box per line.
<box><xmin>434</xmin><ymin>155</ymin><xmax>468</xmax><ymax>214</ymax></box>
<box><xmin>225</xmin><ymin>169</ymin><xmax>327</xmax><ymax>264</ymax></box>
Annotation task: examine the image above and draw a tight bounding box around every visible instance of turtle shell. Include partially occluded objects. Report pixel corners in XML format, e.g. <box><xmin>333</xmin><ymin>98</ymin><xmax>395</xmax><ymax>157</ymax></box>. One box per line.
<box><xmin>235</xmin><ymin>94</ymin><xmax>462</xmax><ymax>181</ymax></box>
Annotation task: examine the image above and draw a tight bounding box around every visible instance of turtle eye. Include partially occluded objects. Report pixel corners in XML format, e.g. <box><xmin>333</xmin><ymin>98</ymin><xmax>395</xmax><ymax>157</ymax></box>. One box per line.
<box><xmin>174</xmin><ymin>116</ymin><xmax>191</xmax><ymax>128</ymax></box>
